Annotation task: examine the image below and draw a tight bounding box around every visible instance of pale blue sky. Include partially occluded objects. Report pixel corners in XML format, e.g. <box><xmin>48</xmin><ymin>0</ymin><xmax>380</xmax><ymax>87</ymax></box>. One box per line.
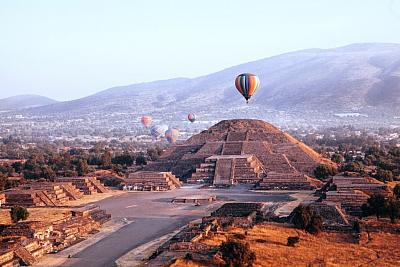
<box><xmin>1</xmin><ymin>0</ymin><xmax>400</xmax><ymax>100</ymax></box>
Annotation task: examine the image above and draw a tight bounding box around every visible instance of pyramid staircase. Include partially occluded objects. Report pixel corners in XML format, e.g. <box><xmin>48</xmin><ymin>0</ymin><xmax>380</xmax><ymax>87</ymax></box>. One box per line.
<box><xmin>232</xmin><ymin>155</ymin><xmax>264</xmax><ymax>184</ymax></box>
<box><xmin>14</xmin><ymin>246</ymin><xmax>36</xmax><ymax>266</ymax></box>
<box><xmin>58</xmin><ymin>177</ymin><xmax>108</xmax><ymax>195</ymax></box>
<box><xmin>221</xmin><ymin>142</ymin><xmax>243</xmax><ymax>155</ymax></box>
<box><xmin>59</xmin><ymin>183</ymin><xmax>84</xmax><ymax>200</ymax></box>
<box><xmin>188</xmin><ymin>154</ymin><xmax>265</xmax><ymax>186</ymax></box>
<box><xmin>89</xmin><ymin>177</ymin><xmax>108</xmax><ymax>193</ymax></box>
<box><xmin>187</xmin><ymin>159</ymin><xmax>216</xmax><ymax>184</ymax></box>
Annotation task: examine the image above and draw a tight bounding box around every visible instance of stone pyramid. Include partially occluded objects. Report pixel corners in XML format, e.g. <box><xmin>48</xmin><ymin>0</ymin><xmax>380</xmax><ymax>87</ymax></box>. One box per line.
<box><xmin>144</xmin><ymin>119</ymin><xmax>334</xmax><ymax>189</ymax></box>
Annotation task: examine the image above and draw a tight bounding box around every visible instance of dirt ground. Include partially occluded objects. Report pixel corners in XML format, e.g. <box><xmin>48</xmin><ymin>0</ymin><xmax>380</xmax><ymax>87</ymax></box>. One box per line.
<box><xmin>0</xmin><ymin>207</ymin><xmax>71</xmax><ymax>224</ymax></box>
<box><xmin>65</xmin><ymin>189</ymin><xmax>125</xmax><ymax>206</ymax></box>
<box><xmin>171</xmin><ymin>223</ymin><xmax>400</xmax><ymax>267</ymax></box>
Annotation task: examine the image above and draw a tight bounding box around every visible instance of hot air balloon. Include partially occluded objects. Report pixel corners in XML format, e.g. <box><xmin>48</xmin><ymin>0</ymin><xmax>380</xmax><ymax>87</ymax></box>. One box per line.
<box><xmin>150</xmin><ymin>124</ymin><xmax>168</xmax><ymax>138</ymax></box>
<box><xmin>188</xmin><ymin>113</ymin><xmax>196</xmax><ymax>123</ymax></box>
<box><xmin>234</xmin><ymin>73</ymin><xmax>260</xmax><ymax>103</ymax></box>
<box><xmin>141</xmin><ymin>116</ymin><xmax>152</xmax><ymax>128</ymax></box>
<box><xmin>165</xmin><ymin>128</ymin><xmax>179</xmax><ymax>144</ymax></box>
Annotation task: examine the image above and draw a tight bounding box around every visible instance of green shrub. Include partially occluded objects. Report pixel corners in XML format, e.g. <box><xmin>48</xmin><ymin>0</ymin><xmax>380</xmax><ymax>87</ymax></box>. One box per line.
<box><xmin>287</xmin><ymin>236</ymin><xmax>300</xmax><ymax>247</ymax></box>
<box><xmin>313</xmin><ymin>164</ymin><xmax>337</xmax><ymax>180</ymax></box>
<box><xmin>10</xmin><ymin>206</ymin><xmax>29</xmax><ymax>223</ymax></box>
<box><xmin>220</xmin><ymin>239</ymin><xmax>256</xmax><ymax>267</ymax></box>
<box><xmin>290</xmin><ymin>205</ymin><xmax>323</xmax><ymax>234</ymax></box>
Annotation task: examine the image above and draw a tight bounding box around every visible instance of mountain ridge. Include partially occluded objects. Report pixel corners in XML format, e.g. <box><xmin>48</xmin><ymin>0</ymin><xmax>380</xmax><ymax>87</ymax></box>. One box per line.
<box><xmin>0</xmin><ymin>95</ymin><xmax>58</xmax><ymax>111</ymax></box>
<box><xmin>4</xmin><ymin>43</ymin><xmax>400</xmax><ymax>121</ymax></box>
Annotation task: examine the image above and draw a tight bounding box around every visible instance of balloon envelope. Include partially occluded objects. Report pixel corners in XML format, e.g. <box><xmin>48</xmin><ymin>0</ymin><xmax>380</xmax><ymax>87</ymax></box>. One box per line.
<box><xmin>150</xmin><ymin>124</ymin><xmax>168</xmax><ymax>138</ymax></box>
<box><xmin>234</xmin><ymin>73</ymin><xmax>260</xmax><ymax>103</ymax></box>
<box><xmin>141</xmin><ymin>116</ymin><xmax>152</xmax><ymax>128</ymax></box>
<box><xmin>188</xmin><ymin>113</ymin><xmax>196</xmax><ymax>123</ymax></box>
<box><xmin>165</xmin><ymin>128</ymin><xmax>179</xmax><ymax>144</ymax></box>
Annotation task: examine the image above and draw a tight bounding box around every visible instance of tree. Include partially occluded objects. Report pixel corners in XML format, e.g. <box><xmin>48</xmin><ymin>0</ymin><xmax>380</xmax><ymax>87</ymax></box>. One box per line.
<box><xmin>364</xmin><ymin>194</ymin><xmax>386</xmax><ymax>220</ymax></box>
<box><xmin>147</xmin><ymin>148</ymin><xmax>161</xmax><ymax>161</ymax></box>
<box><xmin>10</xmin><ymin>206</ymin><xmax>29</xmax><ymax>223</ymax></box>
<box><xmin>313</xmin><ymin>164</ymin><xmax>337</xmax><ymax>180</ymax></box>
<box><xmin>135</xmin><ymin>154</ymin><xmax>147</xmax><ymax>166</ymax></box>
<box><xmin>76</xmin><ymin>159</ymin><xmax>89</xmax><ymax>176</ymax></box>
<box><xmin>112</xmin><ymin>154</ymin><xmax>134</xmax><ymax>166</ymax></box>
<box><xmin>101</xmin><ymin>151</ymin><xmax>112</xmax><ymax>167</ymax></box>
<box><xmin>341</xmin><ymin>162</ymin><xmax>364</xmax><ymax>173</ymax></box>
<box><xmin>387</xmin><ymin>198</ymin><xmax>400</xmax><ymax>223</ymax></box>
<box><xmin>220</xmin><ymin>239</ymin><xmax>256</xmax><ymax>267</ymax></box>
<box><xmin>394</xmin><ymin>184</ymin><xmax>400</xmax><ymax>200</ymax></box>
<box><xmin>375</xmin><ymin>169</ymin><xmax>393</xmax><ymax>182</ymax></box>
<box><xmin>290</xmin><ymin>205</ymin><xmax>323</xmax><ymax>234</ymax></box>
<box><xmin>41</xmin><ymin>165</ymin><xmax>56</xmax><ymax>180</ymax></box>
<box><xmin>331</xmin><ymin>153</ymin><xmax>344</xmax><ymax>164</ymax></box>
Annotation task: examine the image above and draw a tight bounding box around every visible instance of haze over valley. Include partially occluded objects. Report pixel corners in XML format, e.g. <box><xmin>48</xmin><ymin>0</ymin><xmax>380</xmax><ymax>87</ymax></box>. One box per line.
<box><xmin>1</xmin><ymin>43</ymin><xmax>400</xmax><ymax>141</ymax></box>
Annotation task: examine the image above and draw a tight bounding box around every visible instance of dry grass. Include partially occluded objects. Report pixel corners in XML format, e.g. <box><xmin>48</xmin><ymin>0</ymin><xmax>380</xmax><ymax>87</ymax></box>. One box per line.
<box><xmin>387</xmin><ymin>181</ymin><xmax>400</xmax><ymax>189</ymax></box>
<box><xmin>169</xmin><ymin>259</ymin><xmax>205</xmax><ymax>267</ymax></box>
<box><xmin>0</xmin><ymin>207</ymin><xmax>71</xmax><ymax>224</ymax></box>
<box><xmin>186</xmin><ymin>223</ymin><xmax>400</xmax><ymax>267</ymax></box>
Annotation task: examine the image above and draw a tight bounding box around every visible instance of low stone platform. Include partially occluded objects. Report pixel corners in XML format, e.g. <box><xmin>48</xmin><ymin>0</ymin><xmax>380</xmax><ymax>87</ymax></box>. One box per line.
<box><xmin>124</xmin><ymin>171</ymin><xmax>181</xmax><ymax>191</ymax></box>
<box><xmin>172</xmin><ymin>195</ymin><xmax>216</xmax><ymax>204</ymax></box>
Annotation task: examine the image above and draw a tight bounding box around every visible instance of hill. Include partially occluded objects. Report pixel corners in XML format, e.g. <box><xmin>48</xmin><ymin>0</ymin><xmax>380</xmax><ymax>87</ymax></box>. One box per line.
<box><xmin>0</xmin><ymin>95</ymin><xmax>58</xmax><ymax>111</ymax></box>
<box><xmin>21</xmin><ymin>43</ymin><xmax>400</xmax><ymax>119</ymax></box>
<box><xmin>172</xmin><ymin>223</ymin><xmax>400</xmax><ymax>267</ymax></box>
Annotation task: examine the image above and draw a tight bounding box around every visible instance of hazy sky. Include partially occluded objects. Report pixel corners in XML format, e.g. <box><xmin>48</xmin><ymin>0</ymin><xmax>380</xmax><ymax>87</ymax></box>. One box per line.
<box><xmin>1</xmin><ymin>0</ymin><xmax>400</xmax><ymax>101</ymax></box>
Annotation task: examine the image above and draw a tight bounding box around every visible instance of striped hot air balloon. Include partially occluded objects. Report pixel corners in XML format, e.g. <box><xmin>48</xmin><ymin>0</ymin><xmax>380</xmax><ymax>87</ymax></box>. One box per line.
<box><xmin>165</xmin><ymin>128</ymin><xmax>179</xmax><ymax>144</ymax></box>
<box><xmin>141</xmin><ymin>116</ymin><xmax>152</xmax><ymax>128</ymax></box>
<box><xmin>150</xmin><ymin>124</ymin><xmax>168</xmax><ymax>138</ymax></box>
<box><xmin>188</xmin><ymin>113</ymin><xmax>196</xmax><ymax>123</ymax></box>
<box><xmin>234</xmin><ymin>73</ymin><xmax>260</xmax><ymax>103</ymax></box>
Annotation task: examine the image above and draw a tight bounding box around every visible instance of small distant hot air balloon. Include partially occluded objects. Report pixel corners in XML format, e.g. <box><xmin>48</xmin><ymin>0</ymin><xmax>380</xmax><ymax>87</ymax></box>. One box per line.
<box><xmin>188</xmin><ymin>113</ymin><xmax>196</xmax><ymax>123</ymax></box>
<box><xmin>150</xmin><ymin>124</ymin><xmax>168</xmax><ymax>138</ymax></box>
<box><xmin>165</xmin><ymin>128</ymin><xmax>179</xmax><ymax>144</ymax></box>
<box><xmin>235</xmin><ymin>73</ymin><xmax>260</xmax><ymax>103</ymax></box>
<box><xmin>141</xmin><ymin>116</ymin><xmax>152</xmax><ymax>128</ymax></box>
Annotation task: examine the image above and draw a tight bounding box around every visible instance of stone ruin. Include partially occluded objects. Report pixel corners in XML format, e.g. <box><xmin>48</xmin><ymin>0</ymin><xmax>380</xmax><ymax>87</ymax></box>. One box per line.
<box><xmin>147</xmin><ymin>202</ymin><xmax>269</xmax><ymax>266</ymax></box>
<box><xmin>2</xmin><ymin>177</ymin><xmax>107</xmax><ymax>208</ymax></box>
<box><xmin>323</xmin><ymin>175</ymin><xmax>391</xmax><ymax>215</ymax></box>
<box><xmin>143</xmin><ymin>119</ymin><xmax>333</xmax><ymax>189</ymax></box>
<box><xmin>124</xmin><ymin>171</ymin><xmax>181</xmax><ymax>191</ymax></box>
<box><xmin>57</xmin><ymin>176</ymin><xmax>108</xmax><ymax>195</ymax></box>
<box><xmin>203</xmin><ymin>202</ymin><xmax>268</xmax><ymax>228</ymax></box>
<box><xmin>3</xmin><ymin>182</ymin><xmax>83</xmax><ymax>207</ymax></box>
<box><xmin>0</xmin><ymin>205</ymin><xmax>110</xmax><ymax>266</ymax></box>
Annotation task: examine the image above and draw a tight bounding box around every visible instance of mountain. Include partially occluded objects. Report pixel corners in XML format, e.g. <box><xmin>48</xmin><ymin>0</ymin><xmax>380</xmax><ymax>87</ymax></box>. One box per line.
<box><xmin>13</xmin><ymin>43</ymin><xmax>400</xmax><ymax>124</ymax></box>
<box><xmin>0</xmin><ymin>95</ymin><xmax>58</xmax><ymax>111</ymax></box>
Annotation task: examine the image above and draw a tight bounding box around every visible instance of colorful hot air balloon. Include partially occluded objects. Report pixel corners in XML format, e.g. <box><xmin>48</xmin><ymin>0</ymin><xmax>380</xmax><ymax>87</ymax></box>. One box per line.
<box><xmin>141</xmin><ymin>116</ymin><xmax>152</xmax><ymax>128</ymax></box>
<box><xmin>188</xmin><ymin>113</ymin><xmax>196</xmax><ymax>123</ymax></box>
<box><xmin>234</xmin><ymin>73</ymin><xmax>260</xmax><ymax>103</ymax></box>
<box><xmin>150</xmin><ymin>124</ymin><xmax>168</xmax><ymax>138</ymax></box>
<box><xmin>165</xmin><ymin>128</ymin><xmax>179</xmax><ymax>144</ymax></box>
